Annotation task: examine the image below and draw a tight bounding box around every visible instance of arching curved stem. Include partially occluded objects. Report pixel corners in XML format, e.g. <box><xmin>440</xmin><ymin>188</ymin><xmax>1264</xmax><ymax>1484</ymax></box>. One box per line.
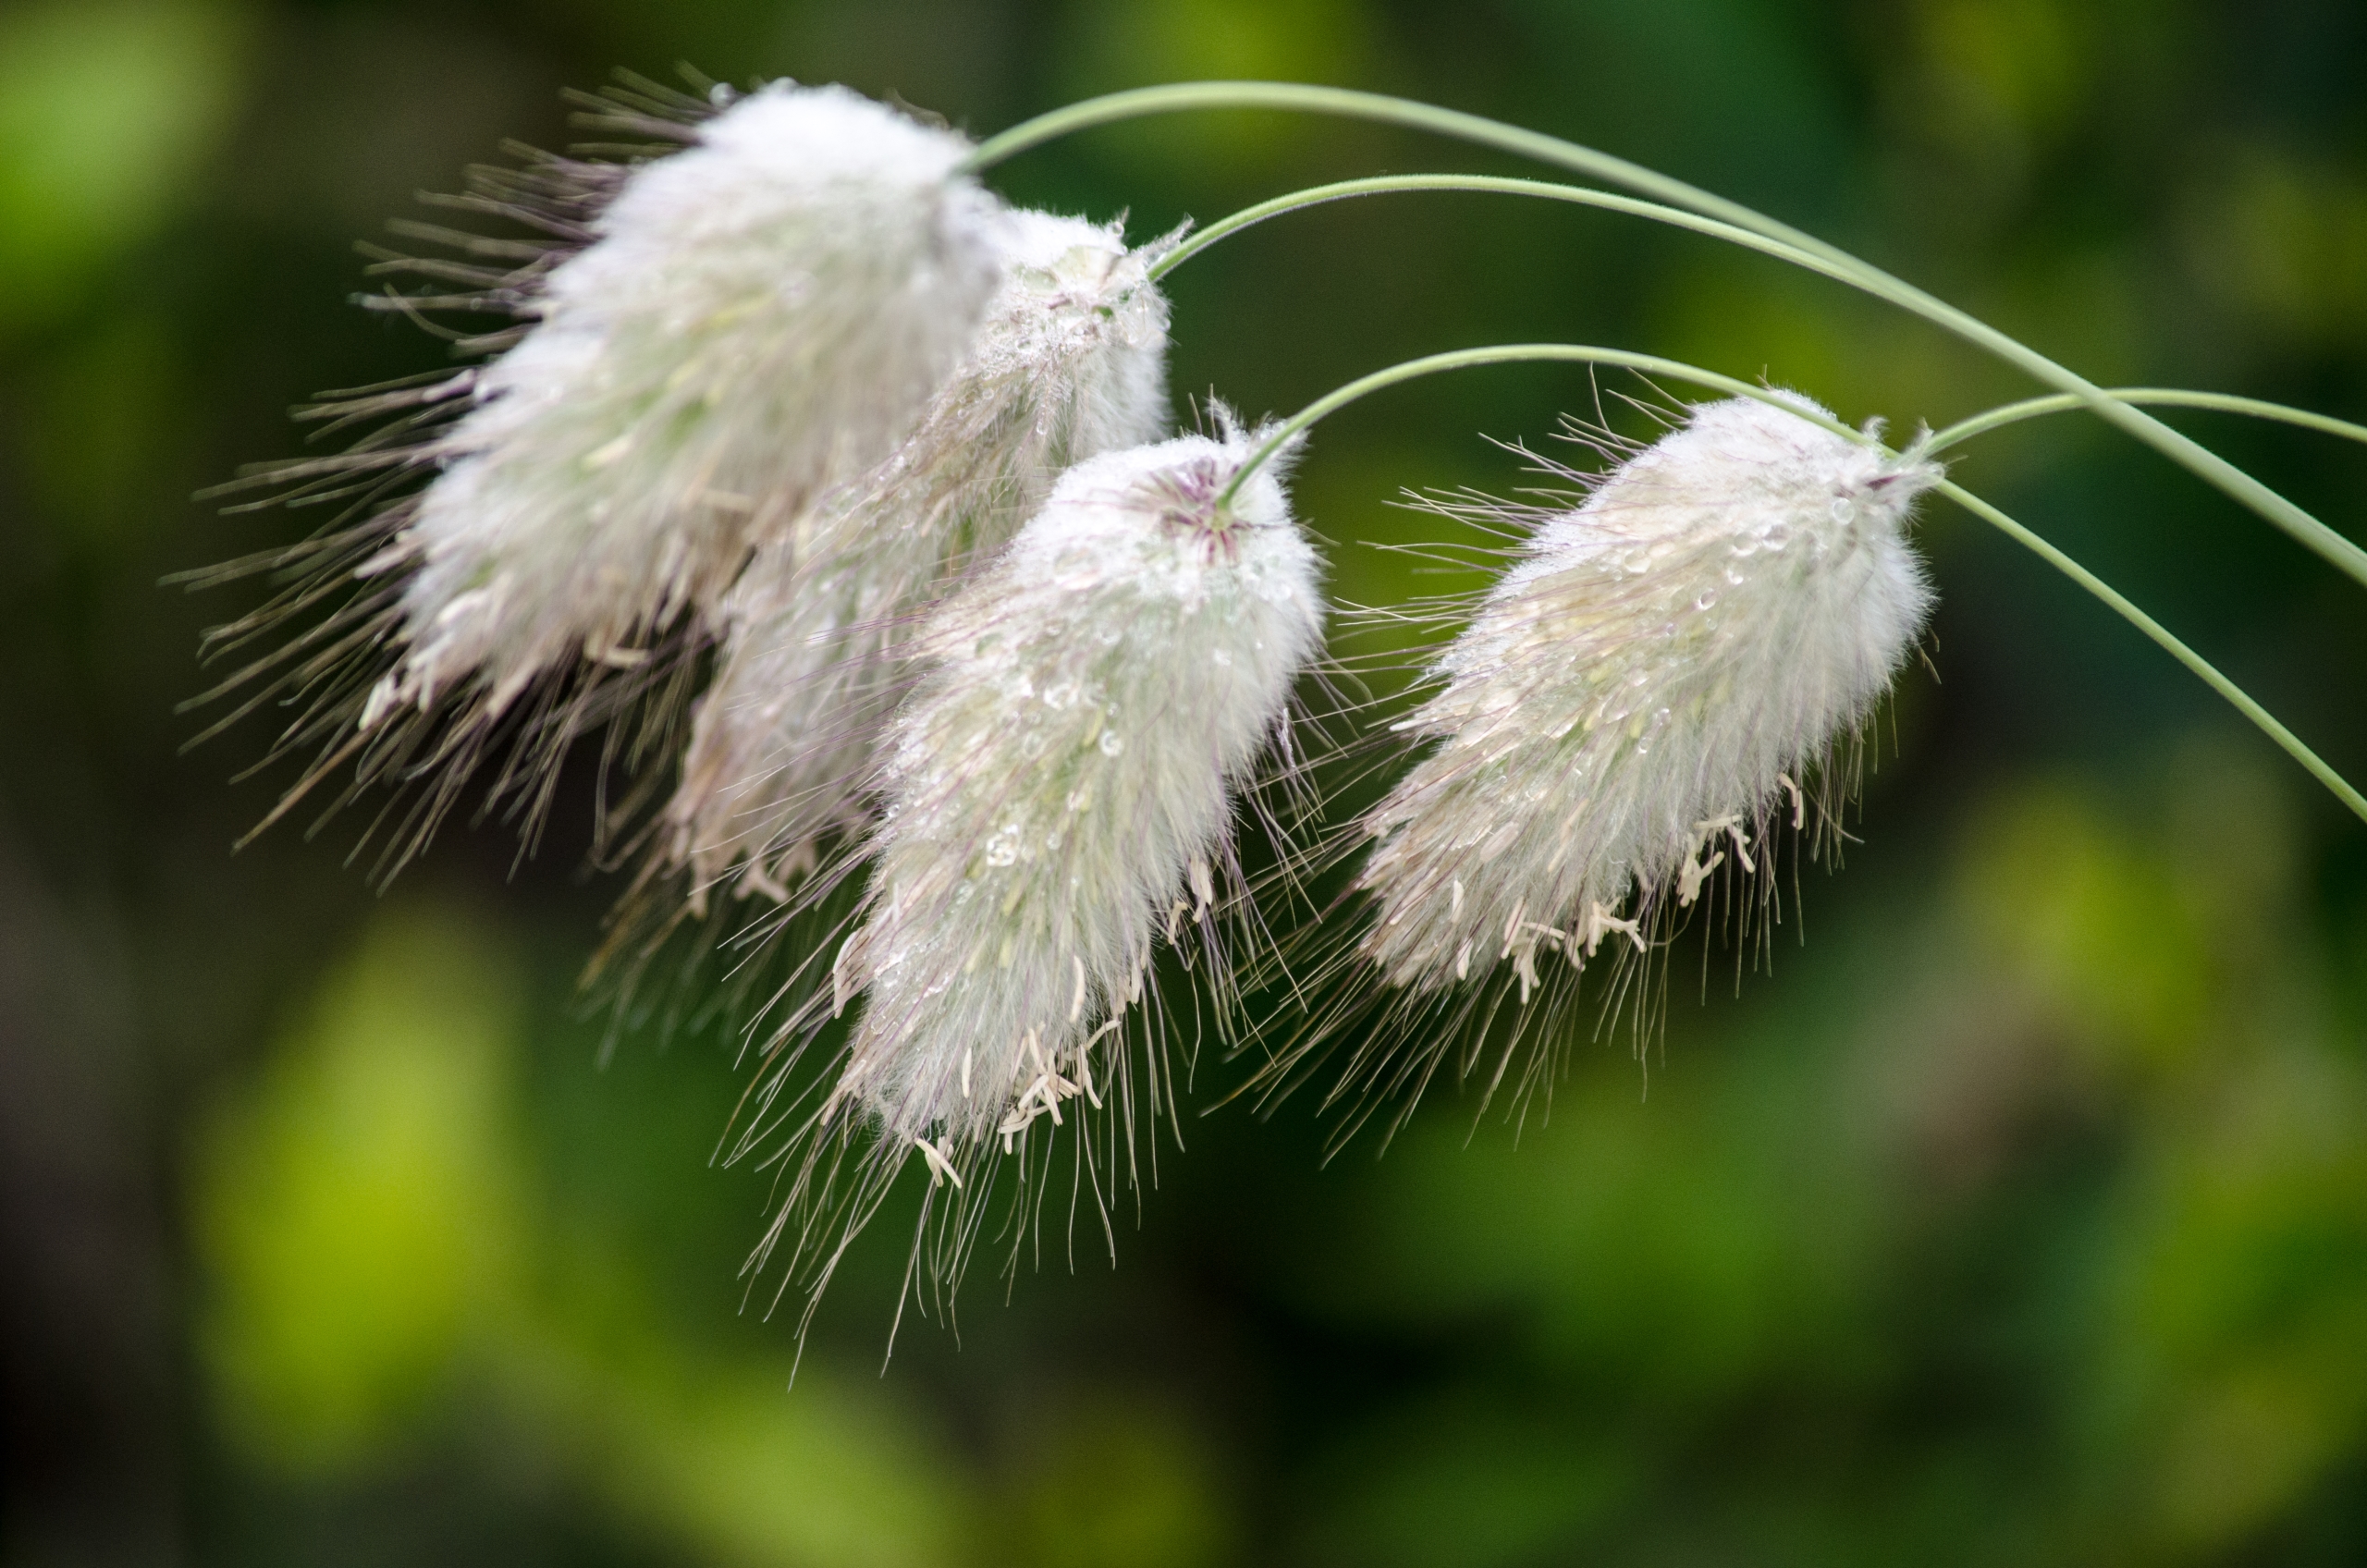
<box><xmin>1220</xmin><ymin>341</ymin><xmax>2367</xmax><ymax>826</ymax></box>
<box><xmin>1155</xmin><ymin>186</ymin><xmax>2367</xmax><ymax>482</ymax></box>
<box><xmin>1219</xmin><ymin>344</ymin><xmax>1800</xmax><ymax>502</ymax></box>
<box><xmin>971</xmin><ymin>81</ymin><xmax>2367</xmax><ymax>590</ymax></box>
<box><xmin>1926</xmin><ymin>389</ymin><xmax>2367</xmax><ymax>456</ymax></box>
<box><xmin>1145</xmin><ymin>175</ymin><xmax>1860</xmax><ymax>289</ymax></box>
<box><xmin>966</xmin><ymin>81</ymin><xmax>1855</xmax><ymax>244</ymax></box>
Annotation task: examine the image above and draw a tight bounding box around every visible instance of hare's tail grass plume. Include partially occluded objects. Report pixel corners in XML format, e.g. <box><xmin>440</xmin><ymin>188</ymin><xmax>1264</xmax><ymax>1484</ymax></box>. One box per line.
<box><xmin>1245</xmin><ymin>393</ymin><xmax>1941</xmax><ymax>1141</ymax></box>
<box><xmin>188</xmin><ymin>78</ymin><xmax>1006</xmax><ymax>878</ymax></box>
<box><xmin>727</xmin><ymin>417</ymin><xmax>1326</xmax><ymax>1323</ymax></box>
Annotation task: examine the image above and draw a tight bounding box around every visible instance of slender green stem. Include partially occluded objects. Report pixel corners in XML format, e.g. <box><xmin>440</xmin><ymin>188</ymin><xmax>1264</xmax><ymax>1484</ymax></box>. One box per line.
<box><xmin>1219</xmin><ymin>340</ymin><xmax>2366</xmax><ymax>826</ymax></box>
<box><xmin>1156</xmin><ymin>187</ymin><xmax>2367</xmax><ymax>481</ymax></box>
<box><xmin>1219</xmin><ymin>344</ymin><xmax>1834</xmax><ymax>504</ymax></box>
<box><xmin>1146</xmin><ymin>175</ymin><xmax>1859</xmax><ymax>289</ymax></box>
<box><xmin>1937</xmin><ymin>481</ymin><xmax>2367</xmax><ymax>825</ymax></box>
<box><xmin>1927</xmin><ymin>389</ymin><xmax>2367</xmax><ymax>456</ymax></box>
<box><xmin>971</xmin><ymin>81</ymin><xmax>2367</xmax><ymax>589</ymax></box>
<box><xmin>965</xmin><ymin>81</ymin><xmax>1846</xmax><ymax>240</ymax></box>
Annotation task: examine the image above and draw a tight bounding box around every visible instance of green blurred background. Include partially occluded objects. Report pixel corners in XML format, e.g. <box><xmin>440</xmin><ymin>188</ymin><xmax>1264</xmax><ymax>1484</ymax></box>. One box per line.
<box><xmin>6</xmin><ymin>0</ymin><xmax>2367</xmax><ymax>1562</ymax></box>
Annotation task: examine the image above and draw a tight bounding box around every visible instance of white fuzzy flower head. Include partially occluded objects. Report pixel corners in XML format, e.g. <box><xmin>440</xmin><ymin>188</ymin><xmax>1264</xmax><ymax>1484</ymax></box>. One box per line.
<box><xmin>1356</xmin><ymin>393</ymin><xmax>1940</xmax><ymax>995</ymax></box>
<box><xmin>365</xmin><ymin>81</ymin><xmax>1006</xmax><ymax>727</ymax></box>
<box><xmin>660</xmin><ymin>210</ymin><xmax>1175</xmax><ymax>900</ymax></box>
<box><xmin>828</xmin><ymin>423</ymin><xmax>1323</xmax><ymax>1170</ymax></box>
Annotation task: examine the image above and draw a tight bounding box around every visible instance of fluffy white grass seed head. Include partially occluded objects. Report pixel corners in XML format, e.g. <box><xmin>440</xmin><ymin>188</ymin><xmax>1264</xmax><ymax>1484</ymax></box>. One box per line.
<box><xmin>362</xmin><ymin>82</ymin><xmax>1006</xmax><ymax>728</ymax></box>
<box><xmin>1357</xmin><ymin>392</ymin><xmax>1941</xmax><ymax>993</ymax></box>
<box><xmin>829</xmin><ymin>423</ymin><xmax>1323</xmax><ymax>1160</ymax></box>
<box><xmin>661</xmin><ymin>211</ymin><xmax>1175</xmax><ymax>899</ymax></box>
